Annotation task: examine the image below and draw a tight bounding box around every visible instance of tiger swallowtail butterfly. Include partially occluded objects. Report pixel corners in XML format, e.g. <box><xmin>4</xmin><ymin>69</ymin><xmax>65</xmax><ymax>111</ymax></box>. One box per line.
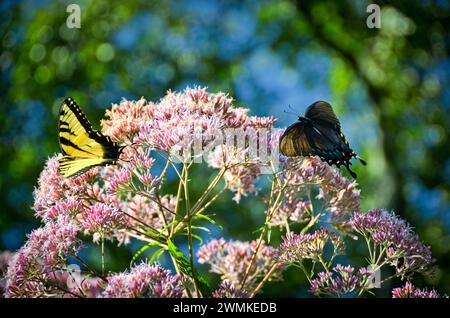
<box><xmin>58</xmin><ymin>97</ymin><xmax>124</xmax><ymax>178</ymax></box>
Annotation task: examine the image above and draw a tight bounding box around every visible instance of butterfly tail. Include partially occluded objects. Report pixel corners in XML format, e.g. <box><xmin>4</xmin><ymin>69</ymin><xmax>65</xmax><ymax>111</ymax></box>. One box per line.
<box><xmin>356</xmin><ymin>156</ymin><xmax>367</xmax><ymax>166</ymax></box>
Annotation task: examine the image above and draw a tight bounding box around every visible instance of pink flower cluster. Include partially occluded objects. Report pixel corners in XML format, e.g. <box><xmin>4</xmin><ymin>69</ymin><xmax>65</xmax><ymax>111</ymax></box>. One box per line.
<box><xmin>212</xmin><ymin>281</ymin><xmax>249</xmax><ymax>298</ymax></box>
<box><xmin>272</xmin><ymin>156</ymin><xmax>360</xmax><ymax>231</ymax></box>
<box><xmin>102</xmin><ymin>262</ymin><xmax>184</xmax><ymax>298</ymax></box>
<box><xmin>103</xmin><ymin>86</ymin><xmax>277</xmax><ymax>203</ymax></box>
<box><xmin>30</xmin><ymin>87</ymin><xmax>281</xmax><ymax>243</ymax></box>
<box><xmin>33</xmin><ymin>152</ymin><xmax>166</xmax><ymax>245</ymax></box>
<box><xmin>208</xmin><ymin>145</ymin><xmax>262</xmax><ymax>202</ymax></box>
<box><xmin>206</xmin><ymin>125</ymin><xmax>278</xmax><ymax>202</ymax></box>
<box><xmin>269</xmin><ymin>197</ymin><xmax>312</xmax><ymax>227</ymax></box>
<box><xmin>5</xmin><ymin>215</ymin><xmax>80</xmax><ymax>297</ymax></box>
<box><xmin>198</xmin><ymin>238</ymin><xmax>281</xmax><ymax>290</ymax></box>
<box><xmin>0</xmin><ymin>251</ymin><xmax>15</xmax><ymax>296</ymax></box>
<box><xmin>8</xmin><ymin>87</ymin><xmax>285</xmax><ymax>297</ymax></box>
<box><xmin>351</xmin><ymin>209</ymin><xmax>434</xmax><ymax>276</ymax></box>
<box><xmin>102</xmin><ymin>98</ymin><xmax>151</xmax><ymax>143</ymax></box>
<box><xmin>391</xmin><ymin>282</ymin><xmax>446</xmax><ymax>298</ymax></box>
<box><xmin>310</xmin><ymin>264</ymin><xmax>372</xmax><ymax>297</ymax></box>
<box><xmin>277</xmin><ymin>228</ymin><xmax>345</xmax><ymax>265</ymax></box>
<box><xmin>128</xmin><ymin>193</ymin><xmax>177</xmax><ymax>226</ymax></box>
<box><xmin>81</xmin><ymin>203</ymin><xmax>126</xmax><ymax>241</ymax></box>
<box><xmin>32</xmin><ymin>156</ymin><xmax>129</xmax><ymax>241</ymax></box>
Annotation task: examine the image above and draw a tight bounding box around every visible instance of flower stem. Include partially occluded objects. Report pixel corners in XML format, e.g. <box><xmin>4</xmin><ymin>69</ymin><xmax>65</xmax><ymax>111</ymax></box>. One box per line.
<box><xmin>155</xmin><ymin>192</ymin><xmax>170</xmax><ymax>236</ymax></box>
<box><xmin>101</xmin><ymin>234</ymin><xmax>105</xmax><ymax>276</ymax></box>
<box><xmin>375</xmin><ymin>245</ymin><xmax>386</xmax><ymax>265</ymax></box>
<box><xmin>318</xmin><ymin>255</ymin><xmax>329</xmax><ymax>272</ymax></box>
<box><xmin>300</xmin><ymin>212</ymin><xmax>322</xmax><ymax>234</ymax></box>
<box><xmin>194</xmin><ymin>185</ymin><xmax>227</xmax><ymax>216</ymax></box>
<box><xmin>296</xmin><ymin>262</ymin><xmax>312</xmax><ymax>284</ymax></box>
<box><xmin>250</xmin><ymin>262</ymin><xmax>280</xmax><ymax>298</ymax></box>
<box><xmin>183</xmin><ymin>163</ymin><xmax>200</xmax><ymax>297</ymax></box>
<box><xmin>240</xmin><ymin>172</ymin><xmax>289</xmax><ymax>290</ymax></box>
<box><xmin>158</xmin><ymin>158</ymin><xmax>171</xmax><ymax>191</ymax></box>
<box><xmin>171</xmin><ymin>168</ymin><xmax>228</xmax><ymax>237</ymax></box>
<box><xmin>125</xmin><ymin>229</ymin><xmax>166</xmax><ymax>246</ymax></box>
<box><xmin>364</xmin><ymin>236</ymin><xmax>374</xmax><ymax>264</ymax></box>
<box><xmin>191</xmin><ymin>166</ymin><xmax>227</xmax><ymax>214</ymax></box>
<box><xmin>71</xmin><ymin>254</ymin><xmax>107</xmax><ymax>282</ymax></box>
<box><xmin>137</xmin><ymin>191</ymin><xmax>176</xmax><ymax>216</ymax></box>
<box><xmin>171</xmin><ymin>165</ymin><xmax>186</xmax><ymax>237</ymax></box>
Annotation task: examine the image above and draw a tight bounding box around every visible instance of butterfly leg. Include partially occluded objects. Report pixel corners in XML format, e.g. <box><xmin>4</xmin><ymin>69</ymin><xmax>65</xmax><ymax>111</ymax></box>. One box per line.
<box><xmin>344</xmin><ymin>163</ymin><xmax>357</xmax><ymax>178</ymax></box>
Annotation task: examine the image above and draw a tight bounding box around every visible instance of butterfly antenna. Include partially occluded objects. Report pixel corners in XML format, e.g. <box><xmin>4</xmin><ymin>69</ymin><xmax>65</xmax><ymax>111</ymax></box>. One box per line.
<box><xmin>283</xmin><ymin>105</ymin><xmax>297</xmax><ymax>115</ymax></box>
<box><xmin>288</xmin><ymin>104</ymin><xmax>296</xmax><ymax>112</ymax></box>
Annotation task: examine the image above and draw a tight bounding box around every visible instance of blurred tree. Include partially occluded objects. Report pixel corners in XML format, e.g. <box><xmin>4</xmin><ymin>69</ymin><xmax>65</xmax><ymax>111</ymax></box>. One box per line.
<box><xmin>0</xmin><ymin>0</ymin><xmax>448</xmax><ymax>296</ymax></box>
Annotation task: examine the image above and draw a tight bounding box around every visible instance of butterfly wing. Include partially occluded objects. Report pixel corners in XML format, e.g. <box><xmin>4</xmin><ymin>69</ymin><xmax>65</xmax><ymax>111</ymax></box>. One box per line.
<box><xmin>59</xmin><ymin>97</ymin><xmax>119</xmax><ymax>159</ymax></box>
<box><xmin>304</xmin><ymin>101</ymin><xmax>341</xmax><ymax>129</ymax></box>
<box><xmin>304</xmin><ymin>124</ymin><xmax>346</xmax><ymax>159</ymax></box>
<box><xmin>58</xmin><ymin>97</ymin><xmax>122</xmax><ymax>178</ymax></box>
<box><xmin>306</xmin><ymin>121</ymin><xmax>361</xmax><ymax>178</ymax></box>
<box><xmin>59</xmin><ymin>156</ymin><xmax>112</xmax><ymax>178</ymax></box>
<box><xmin>279</xmin><ymin>122</ymin><xmax>312</xmax><ymax>157</ymax></box>
<box><xmin>306</xmin><ymin>126</ymin><xmax>356</xmax><ymax>178</ymax></box>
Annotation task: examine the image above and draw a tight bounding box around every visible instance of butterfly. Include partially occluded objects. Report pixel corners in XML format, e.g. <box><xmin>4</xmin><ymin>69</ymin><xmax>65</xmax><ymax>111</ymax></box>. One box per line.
<box><xmin>58</xmin><ymin>97</ymin><xmax>124</xmax><ymax>178</ymax></box>
<box><xmin>279</xmin><ymin>101</ymin><xmax>366</xmax><ymax>178</ymax></box>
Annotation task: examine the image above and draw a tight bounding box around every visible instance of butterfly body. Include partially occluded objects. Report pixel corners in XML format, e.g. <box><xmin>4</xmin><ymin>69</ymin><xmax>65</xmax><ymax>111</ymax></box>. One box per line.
<box><xmin>280</xmin><ymin>101</ymin><xmax>366</xmax><ymax>178</ymax></box>
<box><xmin>58</xmin><ymin>97</ymin><xmax>124</xmax><ymax>178</ymax></box>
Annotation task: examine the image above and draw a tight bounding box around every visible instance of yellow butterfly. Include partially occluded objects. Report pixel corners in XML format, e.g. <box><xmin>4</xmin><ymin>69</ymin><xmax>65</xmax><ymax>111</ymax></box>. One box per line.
<box><xmin>58</xmin><ymin>97</ymin><xmax>124</xmax><ymax>178</ymax></box>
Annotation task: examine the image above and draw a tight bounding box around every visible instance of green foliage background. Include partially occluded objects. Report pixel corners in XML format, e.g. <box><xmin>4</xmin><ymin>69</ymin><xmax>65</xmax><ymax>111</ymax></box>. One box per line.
<box><xmin>0</xmin><ymin>0</ymin><xmax>449</xmax><ymax>296</ymax></box>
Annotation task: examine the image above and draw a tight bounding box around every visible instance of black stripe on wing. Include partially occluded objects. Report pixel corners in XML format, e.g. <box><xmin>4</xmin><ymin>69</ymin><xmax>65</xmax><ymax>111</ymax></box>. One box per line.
<box><xmin>60</xmin><ymin>97</ymin><xmax>95</xmax><ymax>133</ymax></box>
<box><xmin>60</xmin><ymin>97</ymin><xmax>114</xmax><ymax>144</ymax></box>
<box><xmin>59</xmin><ymin>97</ymin><xmax>121</xmax><ymax>157</ymax></box>
<box><xmin>58</xmin><ymin>126</ymin><xmax>76</xmax><ymax>136</ymax></box>
<box><xmin>59</xmin><ymin>136</ymin><xmax>97</xmax><ymax>157</ymax></box>
<box><xmin>59</xmin><ymin>157</ymin><xmax>112</xmax><ymax>178</ymax></box>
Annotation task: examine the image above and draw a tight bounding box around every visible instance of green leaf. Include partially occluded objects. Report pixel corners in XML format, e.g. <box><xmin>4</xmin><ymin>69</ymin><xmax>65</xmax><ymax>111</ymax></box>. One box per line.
<box><xmin>196</xmin><ymin>275</ymin><xmax>212</xmax><ymax>298</ymax></box>
<box><xmin>253</xmin><ymin>226</ymin><xmax>264</xmax><ymax>235</ymax></box>
<box><xmin>167</xmin><ymin>239</ymin><xmax>193</xmax><ymax>276</ymax></box>
<box><xmin>191</xmin><ymin>233</ymin><xmax>203</xmax><ymax>244</ymax></box>
<box><xmin>267</xmin><ymin>224</ymin><xmax>272</xmax><ymax>244</ymax></box>
<box><xmin>130</xmin><ymin>241</ymin><xmax>162</xmax><ymax>267</ymax></box>
<box><xmin>157</xmin><ymin>219</ymin><xmax>178</xmax><ymax>235</ymax></box>
<box><xmin>193</xmin><ymin>214</ymin><xmax>223</xmax><ymax>230</ymax></box>
<box><xmin>149</xmin><ymin>247</ymin><xmax>166</xmax><ymax>264</ymax></box>
<box><xmin>144</xmin><ymin>228</ymin><xmax>165</xmax><ymax>239</ymax></box>
<box><xmin>191</xmin><ymin>226</ymin><xmax>211</xmax><ymax>234</ymax></box>
<box><xmin>167</xmin><ymin>239</ymin><xmax>212</xmax><ymax>297</ymax></box>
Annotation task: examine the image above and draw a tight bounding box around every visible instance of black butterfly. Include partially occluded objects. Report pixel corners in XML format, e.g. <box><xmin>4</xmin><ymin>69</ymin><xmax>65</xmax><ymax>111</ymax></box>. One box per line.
<box><xmin>279</xmin><ymin>101</ymin><xmax>366</xmax><ymax>178</ymax></box>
